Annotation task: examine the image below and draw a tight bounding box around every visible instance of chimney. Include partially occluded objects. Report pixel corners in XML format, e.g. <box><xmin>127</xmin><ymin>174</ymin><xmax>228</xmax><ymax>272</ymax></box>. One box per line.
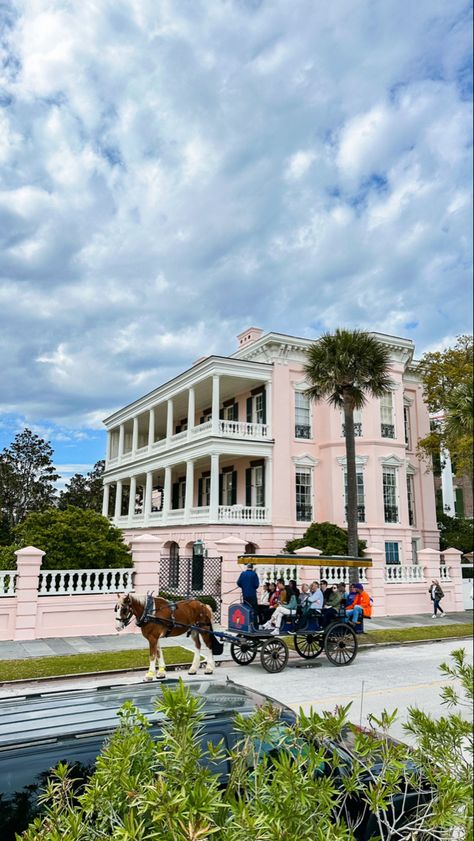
<box><xmin>237</xmin><ymin>327</ymin><xmax>263</xmax><ymax>349</ymax></box>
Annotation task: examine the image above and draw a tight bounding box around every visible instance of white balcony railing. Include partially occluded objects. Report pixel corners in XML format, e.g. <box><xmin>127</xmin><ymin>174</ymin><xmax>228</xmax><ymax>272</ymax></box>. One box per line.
<box><xmin>218</xmin><ymin>505</ymin><xmax>269</xmax><ymax>522</ymax></box>
<box><xmin>191</xmin><ymin>421</ymin><xmax>212</xmax><ymax>438</ymax></box>
<box><xmin>385</xmin><ymin>565</ymin><xmax>424</xmax><ymax>583</ymax></box>
<box><xmin>38</xmin><ymin>568</ymin><xmax>134</xmax><ymax>595</ymax></box>
<box><xmin>0</xmin><ymin>571</ymin><xmax>16</xmax><ymax>596</ymax></box>
<box><xmin>320</xmin><ymin>566</ymin><xmax>368</xmax><ymax>585</ymax></box>
<box><xmin>218</xmin><ymin>419</ymin><xmax>269</xmax><ymax>438</ymax></box>
<box><xmin>170</xmin><ymin>429</ymin><xmax>188</xmax><ymax>443</ymax></box>
<box><xmin>262</xmin><ymin>564</ymin><xmax>298</xmax><ymax>584</ymax></box>
<box><xmin>439</xmin><ymin>566</ymin><xmax>451</xmax><ymax>581</ymax></box>
<box><xmin>190</xmin><ymin>506</ymin><xmax>210</xmax><ymax>520</ymax></box>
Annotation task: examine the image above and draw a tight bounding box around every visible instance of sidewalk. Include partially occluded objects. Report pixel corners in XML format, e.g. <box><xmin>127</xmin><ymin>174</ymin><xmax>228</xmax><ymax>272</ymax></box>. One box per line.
<box><xmin>0</xmin><ymin>611</ymin><xmax>471</xmax><ymax>662</ymax></box>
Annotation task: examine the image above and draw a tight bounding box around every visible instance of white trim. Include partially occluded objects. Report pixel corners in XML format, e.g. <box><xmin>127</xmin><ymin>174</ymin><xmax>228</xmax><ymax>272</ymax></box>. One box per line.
<box><xmin>292</xmin><ymin>453</ymin><xmax>319</xmax><ymax>467</ymax></box>
<box><xmin>406</xmin><ymin>461</ymin><xmax>417</xmax><ymax>475</ymax></box>
<box><xmin>378</xmin><ymin>454</ymin><xmax>405</xmax><ymax>467</ymax></box>
<box><xmin>336</xmin><ymin>455</ymin><xmax>368</xmax><ymax>467</ymax></box>
<box><xmin>403</xmin><ymin>394</ymin><xmax>414</xmax><ymax>406</ymax></box>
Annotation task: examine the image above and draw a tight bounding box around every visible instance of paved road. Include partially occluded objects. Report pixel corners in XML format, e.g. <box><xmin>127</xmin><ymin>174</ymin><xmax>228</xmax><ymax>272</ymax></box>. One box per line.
<box><xmin>3</xmin><ymin>639</ymin><xmax>472</xmax><ymax>742</ymax></box>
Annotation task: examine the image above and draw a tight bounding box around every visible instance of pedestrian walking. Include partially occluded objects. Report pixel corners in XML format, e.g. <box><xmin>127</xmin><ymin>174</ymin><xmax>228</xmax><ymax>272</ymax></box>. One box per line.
<box><xmin>429</xmin><ymin>579</ymin><xmax>445</xmax><ymax>617</ymax></box>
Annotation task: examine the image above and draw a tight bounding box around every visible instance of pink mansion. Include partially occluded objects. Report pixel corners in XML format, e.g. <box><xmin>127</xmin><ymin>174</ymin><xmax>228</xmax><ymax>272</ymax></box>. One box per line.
<box><xmin>102</xmin><ymin>327</ymin><xmax>439</xmax><ymax>566</ymax></box>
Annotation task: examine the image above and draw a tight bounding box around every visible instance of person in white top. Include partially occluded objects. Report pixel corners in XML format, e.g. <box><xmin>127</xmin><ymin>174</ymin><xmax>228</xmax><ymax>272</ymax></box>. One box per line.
<box><xmin>307</xmin><ymin>581</ymin><xmax>324</xmax><ymax>610</ymax></box>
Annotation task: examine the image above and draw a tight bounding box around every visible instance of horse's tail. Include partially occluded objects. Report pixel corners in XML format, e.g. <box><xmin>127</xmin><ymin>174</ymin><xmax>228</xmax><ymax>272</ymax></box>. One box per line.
<box><xmin>203</xmin><ymin>603</ymin><xmax>224</xmax><ymax>655</ymax></box>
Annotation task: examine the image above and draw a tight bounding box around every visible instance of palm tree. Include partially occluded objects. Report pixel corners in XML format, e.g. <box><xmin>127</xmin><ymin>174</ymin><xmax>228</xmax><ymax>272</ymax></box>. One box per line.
<box><xmin>304</xmin><ymin>329</ymin><xmax>393</xmax><ymax>575</ymax></box>
<box><xmin>444</xmin><ymin>379</ymin><xmax>473</xmax><ymax>479</ymax></box>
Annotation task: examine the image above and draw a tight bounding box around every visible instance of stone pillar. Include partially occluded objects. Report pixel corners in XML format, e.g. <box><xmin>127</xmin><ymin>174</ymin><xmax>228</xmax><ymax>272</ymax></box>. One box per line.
<box><xmin>209</xmin><ymin>452</ymin><xmax>220</xmax><ymax>522</ymax></box>
<box><xmin>211</xmin><ymin>375</ymin><xmax>220</xmax><ymax>435</ymax></box>
<box><xmin>294</xmin><ymin>546</ymin><xmax>321</xmax><ymax>588</ymax></box>
<box><xmin>144</xmin><ymin>471</ymin><xmax>153</xmax><ymax>520</ymax></box>
<box><xmin>363</xmin><ymin>546</ymin><xmax>386</xmax><ymax>617</ymax></box>
<box><xmin>130</xmin><ymin>534</ymin><xmax>162</xmax><ymax>594</ymax></box>
<box><xmin>114</xmin><ymin>480</ymin><xmax>123</xmax><ymax>519</ymax></box>
<box><xmin>14</xmin><ymin>546</ymin><xmax>44</xmax><ymax>641</ymax></box>
<box><xmin>187</xmin><ymin>387</ymin><xmax>195</xmax><ymax>439</ymax></box>
<box><xmin>163</xmin><ymin>465</ymin><xmax>172</xmax><ymax>523</ymax></box>
<box><xmin>215</xmin><ymin>536</ymin><xmax>248</xmax><ymax>622</ymax></box>
<box><xmin>128</xmin><ymin>476</ymin><xmax>137</xmax><ymax>519</ymax></box>
<box><xmin>132</xmin><ymin>416</ymin><xmax>139</xmax><ymax>455</ymax></box>
<box><xmin>148</xmin><ymin>408</ymin><xmax>155</xmax><ymax>448</ymax></box>
<box><xmin>118</xmin><ymin>424</ymin><xmax>125</xmax><ymax>460</ymax></box>
<box><xmin>166</xmin><ymin>399</ymin><xmax>174</xmax><ymax>441</ymax></box>
<box><xmin>184</xmin><ymin>459</ymin><xmax>194</xmax><ymax>519</ymax></box>
<box><xmin>102</xmin><ymin>483</ymin><xmax>110</xmax><ymax>517</ymax></box>
<box><xmin>419</xmin><ymin>547</ymin><xmax>442</xmax><ymax>583</ymax></box>
<box><xmin>443</xmin><ymin>547</ymin><xmax>465</xmax><ymax>612</ymax></box>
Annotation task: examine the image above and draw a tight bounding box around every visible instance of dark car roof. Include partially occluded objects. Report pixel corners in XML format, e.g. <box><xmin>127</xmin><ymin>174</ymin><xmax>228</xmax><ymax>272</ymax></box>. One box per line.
<box><xmin>0</xmin><ymin>678</ymin><xmax>289</xmax><ymax>750</ymax></box>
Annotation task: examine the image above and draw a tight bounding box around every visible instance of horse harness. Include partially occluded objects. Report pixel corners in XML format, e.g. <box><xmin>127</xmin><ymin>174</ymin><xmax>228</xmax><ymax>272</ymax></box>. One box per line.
<box><xmin>136</xmin><ymin>593</ymin><xmax>209</xmax><ymax>637</ymax></box>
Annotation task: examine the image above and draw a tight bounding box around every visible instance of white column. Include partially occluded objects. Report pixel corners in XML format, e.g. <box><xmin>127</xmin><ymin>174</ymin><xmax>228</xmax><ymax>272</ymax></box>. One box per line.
<box><xmin>184</xmin><ymin>459</ymin><xmax>194</xmax><ymax>519</ymax></box>
<box><xmin>210</xmin><ymin>452</ymin><xmax>220</xmax><ymax>521</ymax></box>
<box><xmin>106</xmin><ymin>432</ymin><xmax>111</xmax><ymax>463</ymax></box>
<box><xmin>265</xmin><ymin>456</ymin><xmax>272</xmax><ymax>522</ymax></box>
<box><xmin>102</xmin><ymin>483</ymin><xmax>110</xmax><ymax>517</ymax></box>
<box><xmin>114</xmin><ymin>480</ymin><xmax>123</xmax><ymax>519</ymax></box>
<box><xmin>441</xmin><ymin>448</ymin><xmax>456</xmax><ymax>516</ymax></box>
<box><xmin>211</xmin><ymin>375</ymin><xmax>220</xmax><ymax>435</ymax></box>
<box><xmin>144</xmin><ymin>471</ymin><xmax>153</xmax><ymax>519</ymax></box>
<box><xmin>166</xmin><ymin>399</ymin><xmax>174</xmax><ymax>440</ymax></box>
<box><xmin>187</xmin><ymin>387</ymin><xmax>195</xmax><ymax>439</ymax></box>
<box><xmin>118</xmin><ymin>424</ymin><xmax>125</xmax><ymax>460</ymax></box>
<box><xmin>128</xmin><ymin>476</ymin><xmax>137</xmax><ymax>519</ymax></box>
<box><xmin>148</xmin><ymin>408</ymin><xmax>155</xmax><ymax>448</ymax></box>
<box><xmin>266</xmin><ymin>379</ymin><xmax>272</xmax><ymax>436</ymax></box>
<box><xmin>132</xmin><ymin>416</ymin><xmax>139</xmax><ymax>454</ymax></box>
<box><xmin>163</xmin><ymin>465</ymin><xmax>172</xmax><ymax>523</ymax></box>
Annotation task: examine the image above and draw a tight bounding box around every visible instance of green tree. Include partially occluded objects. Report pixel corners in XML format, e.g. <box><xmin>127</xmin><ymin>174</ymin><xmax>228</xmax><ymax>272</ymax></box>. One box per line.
<box><xmin>284</xmin><ymin>521</ymin><xmax>366</xmax><ymax>556</ymax></box>
<box><xmin>304</xmin><ymin>330</ymin><xmax>392</xmax><ymax>573</ymax></box>
<box><xmin>58</xmin><ymin>460</ymin><xmax>105</xmax><ymax>512</ymax></box>
<box><xmin>437</xmin><ymin>512</ymin><xmax>474</xmax><ymax>555</ymax></box>
<box><xmin>19</xmin><ymin>652</ymin><xmax>473</xmax><ymax>840</ymax></box>
<box><xmin>0</xmin><ymin>429</ymin><xmax>59</xmax><ymax>542</ymax></box>
<box><xmin>14</xmin><ymin>507</ymin><xmax>132</xmax><ymax>569</ymax></box>
<box><xmin>418</xmin><ymin>335</ymin><xmax>473</xmax><ymax>479</ymax></box>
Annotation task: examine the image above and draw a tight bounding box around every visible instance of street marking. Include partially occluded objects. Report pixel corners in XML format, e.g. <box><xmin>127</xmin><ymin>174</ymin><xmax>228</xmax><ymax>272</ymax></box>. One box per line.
<box><xmin>287</xmin><ymin>679</ymin><xmax>446</xmax><ymax>710</ymax></box>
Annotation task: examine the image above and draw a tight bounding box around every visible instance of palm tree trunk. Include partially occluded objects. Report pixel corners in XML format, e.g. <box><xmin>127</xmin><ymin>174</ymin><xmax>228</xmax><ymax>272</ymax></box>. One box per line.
<box><xmin>343</xmin><ymin>394</ymin><xmax>360</xmax><ymax>584</ymax></box>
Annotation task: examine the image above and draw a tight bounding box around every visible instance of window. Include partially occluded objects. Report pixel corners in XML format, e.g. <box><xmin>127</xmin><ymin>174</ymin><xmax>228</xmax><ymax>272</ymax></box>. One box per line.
<box><xmin>342</xmin><ymin>409</ymin><xmax>362</xmax><ymax>437</ymax></box>
<box><xmin>151</xmin><ymin>487</ymin><xmax>163</xmax><ymax>512</ymax></box>
<box><xmin>253</xmin><ymin>465</ymin><xmax>264</xmax><ymax>507</ymax></box>
<box><xmin>296</xmin><ymin>468</ymin><xmax>312</xmax><ymax>521</ymax></box>
<box><xmin>380</xmin><ymin>392</ymin><xmax>395</xmax><ymax>438</ymax></box>
<box><xmin>385</xmin><ymin>541</ymin><xmax>400</xmax><ymax>564</ymax></box>
<box><xmin>222</xmin><ymin>403</ymin><xmax>238</xmax><ymax>421</ymax></box>
<box><xmin>383</xmin><ymin>468</ymin><xmax>398</xmax><ymax>522</ymax></box>
<box><xmin>404</xmin><ymin>406</ymin><xmax>412</xmax><ymax>449</ymax></box>
<box><xmin>344</xmin><ymin>472</ymin><xmax>366</xmax><ymax>522</ymax></box>
<box><xmin>222</xmin><ymin>471</ymin><xmax>234</xmax><ymax>506</ymax></box>
<box><xmin>406</xmin><ymin>474</ymin><xmax>416</xmax><ymax>526</ymax></box>
<box><xmin>247</xmin><ymin>390</ymin><xmax>266</xmax><ymax>425</ymax></box>
<box><xmin>455</xmin><ymin>487</ymin><xmax>465</xmax><ymax>517</ymax></box>
<box><xmin>411</xmin><ymin>538</ymin><xmax>420</xmax><ymax>564</ymax></box>
<box><xmin>168</xmin><ymin>542</ymin><xmax>180</xmax><ymax>588</ymax></box>
<box><xmin>172</xmin><ymin>478</ymin><xmax>186</xmax><ymax>510</ymax></box>
<box><xmin>295</xmin><ymin>392</ymin><xmax>311</xmax><ymax>438</ymax></box>
<box><xmin>198</xmin><ymin>475</ymin><xmax>211</xmax><ymax>507</ymax></box>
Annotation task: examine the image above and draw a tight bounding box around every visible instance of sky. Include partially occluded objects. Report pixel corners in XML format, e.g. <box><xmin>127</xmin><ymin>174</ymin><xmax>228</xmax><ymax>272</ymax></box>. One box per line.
<box><xmin>0</xmin><ymin>0</ymin><xmax>472</xmax><ymax>485</ymax></box>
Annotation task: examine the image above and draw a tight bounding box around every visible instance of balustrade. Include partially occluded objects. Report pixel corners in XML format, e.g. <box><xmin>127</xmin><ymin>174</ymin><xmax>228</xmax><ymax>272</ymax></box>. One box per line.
<box><xmin>0</xmin><ymin>571</ymin><xmax>16</xmax><ymax>596</ymax></box>
<box><xmin>384</xmin><ymin>565</ymin><xmax>424</xmax><ymax>583</ymax></box>
<box><xmin>38</xmin><ymin>568</ymin><xmax>134</xmax><ymax>595</ymax></box>
<box><xmin>262</xmin><ymin>565</ymin><xmax>298</xmax><ymax>584</ymax></box>
<box><xmin>218</xmin><ymin>505</ymin><xmax>268</xmax><ymax>522</ymax></box>
<box><xmin>218</xmin><ymin>419</ymin><xmax>269</xmax><ymax>438</ymax></box>
<box><xmin>320</xmin><ymin>566</ymin><xmax>368</xmax><ymax>585</ymax></box>
<box><xmin>381</xmin><ymin>423</ymin><xmax>395</xmax><ymax>438</ymax></box>
<box><xmin>439</xmin><ymin>566</ymin><xmax>451</xmax><ymax>581</ymax></box>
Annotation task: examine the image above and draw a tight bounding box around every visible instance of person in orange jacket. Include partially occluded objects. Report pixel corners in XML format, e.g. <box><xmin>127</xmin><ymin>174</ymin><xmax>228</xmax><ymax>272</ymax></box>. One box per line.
<box><xmin>346</xmin><ymin>583</ymin><xmax>372</xmax><ymax>623</ymax></box>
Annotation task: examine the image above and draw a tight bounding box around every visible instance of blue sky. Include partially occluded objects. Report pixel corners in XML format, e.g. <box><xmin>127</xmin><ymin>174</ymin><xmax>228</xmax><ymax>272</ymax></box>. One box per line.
<box><xmin>0</xmin><ymin>0</ymin><xmax>472</xmax><ymax>486</ymax></box>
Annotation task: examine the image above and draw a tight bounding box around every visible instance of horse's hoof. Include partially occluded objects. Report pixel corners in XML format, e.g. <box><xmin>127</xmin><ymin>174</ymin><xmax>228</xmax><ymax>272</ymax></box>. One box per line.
<box><xmin>156</xmin><ymin>671</ymin><xmax>166</xmax><ymax>680</ymax></box>
<box><xmin>143</xmin><ymin>675</ymin><xmax>155</xmax><ymax>682</ymax></box>
<box><xmin>188</xmin><ymin>669</ymin><xmax>197</xmax><ymax>676</ymax></box>
<box><xmin>204</xmin><ymin>668</ymin><xmax>214</xmax><ymax>675</ymax></box>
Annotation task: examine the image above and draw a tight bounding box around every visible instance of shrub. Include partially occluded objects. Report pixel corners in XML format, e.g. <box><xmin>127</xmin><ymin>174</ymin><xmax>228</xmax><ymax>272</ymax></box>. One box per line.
<box><xmin>285</xmin><ymin>520</ymin><xmax>367</xmax><ymax>556</ymax></box>
<box><xmin>0</xmin><ymin>544</ymin><xmax>16</xmax><ymax>570</ymax></box>
<box><xmin>159</xmin><ymin>590</ymin><xmax>218</xmax><ymax>614</ymax></box>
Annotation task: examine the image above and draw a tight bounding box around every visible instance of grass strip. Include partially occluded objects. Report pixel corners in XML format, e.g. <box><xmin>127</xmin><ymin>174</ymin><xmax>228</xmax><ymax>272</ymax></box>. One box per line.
<box><xmin>359</xmin><ymin>622</ymin><xmax>473</xmax><ymax>646</ymax></box>
<box><xmin>0</xmin><ymin>646</ymin><xmax>193</xmax><ymax>683</ymax></box>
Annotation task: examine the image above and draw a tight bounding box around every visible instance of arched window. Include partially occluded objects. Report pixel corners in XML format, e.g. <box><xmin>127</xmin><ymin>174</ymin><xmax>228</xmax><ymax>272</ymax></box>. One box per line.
<box><xmin>245</xmin><ymin>542</ymin><xmax>256</xmax><ymax>555</ymax></box>
<box><xmin>168</xmin><ymin>542</ymin><xmax>180</xmax><ymax>588</ymax></box>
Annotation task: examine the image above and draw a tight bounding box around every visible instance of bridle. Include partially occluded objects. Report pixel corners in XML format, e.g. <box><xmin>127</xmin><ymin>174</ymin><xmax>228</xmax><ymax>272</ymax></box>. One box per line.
<box><xmin>115</xmin><ymin>596</ymin><xmax>136</xmax><ymax>629</ymax></box>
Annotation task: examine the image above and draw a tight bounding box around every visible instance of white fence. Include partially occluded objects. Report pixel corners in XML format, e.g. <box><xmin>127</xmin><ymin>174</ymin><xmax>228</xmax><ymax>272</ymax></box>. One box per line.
<box><xmin>38</xmin><ymin>568</ymin><xmax>134</xmax><ymax>595</ymax></box>
<box><xmin>0</xmin><ymin>571</ymin><xmax>16</xmax><ymax>596</ymax></box>
<box><xmin>385</xmin><ymin>565</ymin><xmax>424</xmax><ymax>583</ymax></box>
<box><xmin>218</xmin><ymin>505</ymin><xmax>269</xmax><ymax>522</ymax></box>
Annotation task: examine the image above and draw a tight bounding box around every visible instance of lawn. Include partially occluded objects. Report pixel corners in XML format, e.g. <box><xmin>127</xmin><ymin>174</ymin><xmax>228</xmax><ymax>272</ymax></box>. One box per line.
<box><xmin>359</xmin><ymin>623</ymin><xmax>473</xmax><ymax>646</ymax></box>
<box><xmin>0</xmin><ymin>646</ymin><xmax>193</xmax><ymax>683</ymax></box>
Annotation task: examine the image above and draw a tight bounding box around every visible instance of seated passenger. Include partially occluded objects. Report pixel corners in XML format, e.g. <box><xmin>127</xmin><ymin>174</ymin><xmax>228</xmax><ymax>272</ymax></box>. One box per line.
<box><xmin>320</xmin><ymin>585</ymin><xmax>343</xmax><ymax>626</ymax></box>
<box><xmin>262</xmin><ymin>586</ymin><xmax>298</xmax><ymax>634</ymax></box>
<box><xmin>258</xmin><ymin>582</ymin><xmax>276</xmax><ymax>624</ymax></box>
<box><xmin>346</xmin><ymin>584</ymin><xmax>357</xmax><ymax>607</ymax></box>
<box><xmin>299</xmin><ymin>583</ymin><xmax>310</xmax><ymax>607</ymax></box>
<box><xmin>288</xmin><ymin>578</ymin><xmax>300</xmax><ymax>601</ymax></box>
<box><xmin>307</xmin><ymin>581</ymin><xmax>324</xmax><ymax>610</ymax></box>
<box><xmin>346</xmin><ymin>583</ymin><xmax>372</xmax><ymax>623</ymax></box>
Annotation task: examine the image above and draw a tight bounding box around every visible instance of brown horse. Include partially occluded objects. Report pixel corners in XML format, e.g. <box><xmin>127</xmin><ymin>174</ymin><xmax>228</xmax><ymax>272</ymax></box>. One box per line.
<box><xmin>115</xmin><ymin>593</ymin><xmax>223</xmax><ymax>680</ymax></box>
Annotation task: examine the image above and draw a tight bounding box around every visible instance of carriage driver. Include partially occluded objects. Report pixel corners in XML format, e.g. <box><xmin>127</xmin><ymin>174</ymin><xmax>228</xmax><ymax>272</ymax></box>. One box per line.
<box><xmin>236</xmin><ymin>563</ymin><xmax>260</xmax><ymax>622</ymax></box>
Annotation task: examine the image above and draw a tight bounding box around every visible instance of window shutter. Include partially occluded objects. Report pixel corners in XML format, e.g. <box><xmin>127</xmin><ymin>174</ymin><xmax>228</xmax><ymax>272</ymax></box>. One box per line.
<box><xmin>262</xmin><ymin>388</ymin><xmax>266</xmax><ymax>424</ymax></box>
<box><xmin>219</xmin><ymin>474</ymin><xmax>223</xmax><ymax>506</ymax></box>
<box><xmin>175</xmin><ymin>425</ymin><xmax>181</xmax><ymax>434</ymax></box>
<box><xmin>246</xmin><ymin>397</ymin><xmax>252</xmax><ymax>423</ymax></box>
<box><xmin>219</xmin><ymin>408</ymin><xmax>224</xmax><ymax>420</ymax></box>
<box><xmin>199</xmin><ymin>416</ymin><xmax>204</xmax><ymax>424</ymax></box>
<box><xmin>172</xmin><ymin>483</ymin><xmax>179</xmax><ymax>510</ymax></box>
<box><xmin>245</xmin><ymin>468</ymin><xmax>252</xmax><ymax>506</ymax></box>
<box><xmin>231</xmin><ymin>470</ymin><xmax>237</xmax><ymax>505</ymax></box>
<box><xmin>198</xmin><ymin>478</ymin><xmax>203</xmax><ymax>507</ymax></box>
<box><xmin>233</xmin><ymin>402</ymin><xmax>239</xmax><ymax>421</ymax></box>
<box><xmin>261</xmin><ymin>462</ymin><xmax>265</xmax><ymax>507</ymax></box>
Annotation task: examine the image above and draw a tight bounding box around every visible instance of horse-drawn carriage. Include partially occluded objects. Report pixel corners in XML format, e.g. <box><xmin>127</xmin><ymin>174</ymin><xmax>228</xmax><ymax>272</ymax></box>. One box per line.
<box><xmin>225</xmin><ymin>553</ymin><xmax>372</xmax><ymax>673</ymax></box>
<box><xmin>115</xmin><ymin>552</ymin><xmax>372</xmax><ymax>679</ymax></box>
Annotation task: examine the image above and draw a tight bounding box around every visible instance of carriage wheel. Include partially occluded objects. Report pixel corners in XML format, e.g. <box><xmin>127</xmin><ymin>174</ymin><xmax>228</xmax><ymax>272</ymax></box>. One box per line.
<box><xmin>230</xmin><ymin>638</ymin><xmax>257</xmax><ymax>666</ymax></box>
<box><xmin>324</xmin><ymin>623</ymin><xmax>358</xmax><ymax>667</ymax></box>
<box><xmin>260</xmin><ymin>638</ymin><xmax>289</xmax><ymax>673</ymax></box>
<box><xmin>294</xmin><ymin>633</ymin><xmax>324</xmax><ymax>660</ymax></box>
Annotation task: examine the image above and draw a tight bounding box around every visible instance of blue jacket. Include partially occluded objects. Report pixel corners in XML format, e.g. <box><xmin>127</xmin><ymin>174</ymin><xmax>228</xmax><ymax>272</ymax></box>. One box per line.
<box><xmin>237</xmin><ymin>569</ymin><xmax>260</xmax><ymax>599</ymax></box>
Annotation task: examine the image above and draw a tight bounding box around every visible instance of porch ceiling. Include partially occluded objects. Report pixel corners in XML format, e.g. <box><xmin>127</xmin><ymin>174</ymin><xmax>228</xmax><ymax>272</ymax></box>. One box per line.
<box><xmin>169</xmin><ymin>373</ymin><xmax>268</xmax><ymax>420</ymax></box>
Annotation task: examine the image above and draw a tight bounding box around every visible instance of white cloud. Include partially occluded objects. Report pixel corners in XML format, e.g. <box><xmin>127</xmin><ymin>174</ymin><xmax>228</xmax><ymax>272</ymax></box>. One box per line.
<box><xmin>0</xmin><ymin>0</ymin><xmax>471</xmax><ymax>448</ymax></box>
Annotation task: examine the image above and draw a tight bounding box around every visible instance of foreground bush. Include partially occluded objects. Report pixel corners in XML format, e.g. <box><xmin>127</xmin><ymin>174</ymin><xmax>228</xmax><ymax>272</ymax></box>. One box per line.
<box><xmin>20</xmin><ymin>650</ymin><xmax>473</xmax><ymax>841</ymax></box>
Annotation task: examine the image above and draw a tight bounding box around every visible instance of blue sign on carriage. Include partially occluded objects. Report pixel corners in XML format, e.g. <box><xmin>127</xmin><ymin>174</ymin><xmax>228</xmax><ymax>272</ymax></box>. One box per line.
<box><xmin>228</xmin><ymin>602</ymin><xmax>253</xmax><ymax>633</ymax></box>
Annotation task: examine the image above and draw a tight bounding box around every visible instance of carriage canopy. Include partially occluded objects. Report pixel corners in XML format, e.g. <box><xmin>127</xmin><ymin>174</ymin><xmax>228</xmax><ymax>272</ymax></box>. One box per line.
<box><xmin>237</xmin><ymin>553</ymin><xmax>372</xmax><ymax>568</ymax></box>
